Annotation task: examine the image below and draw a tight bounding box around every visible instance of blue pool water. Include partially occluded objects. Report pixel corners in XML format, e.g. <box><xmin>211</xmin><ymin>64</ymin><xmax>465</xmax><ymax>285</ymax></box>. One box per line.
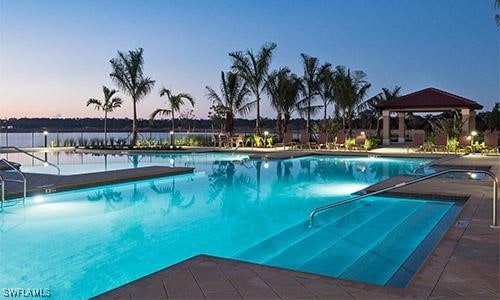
<box><xmin>0</xmin><ymin>154</ymin><xmax>460</xmax><ymax>298</ymax></box>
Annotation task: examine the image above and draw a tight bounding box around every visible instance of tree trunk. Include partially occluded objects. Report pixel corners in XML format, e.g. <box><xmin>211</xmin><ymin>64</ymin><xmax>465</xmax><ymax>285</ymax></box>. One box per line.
<box><xmin>104</xmin><ymin>111</ymin><xmax>107</xmax><ymax>147</ymax></box>
<box><xmin>171</xmin><ymin>110</ymin><xmax>175</xmax><ymax>147</ymax></box>
<box><xmin>323</xmin><ymin>101</ymin><xmax>327</xmax><ymax>121</ymax></box>
<box><xmin>255</xmin><ymin>94</ymin><xmax>261</xmax><ymax>134</ymax></box>
<box><xmin>306</xmin><ymin>97</ymin><xmax>311</xmax><ymax>133</ymax></box>
<box><xmin>276</xmin><ymin>113</ymin><xmax>283</xmax><ymax>141</ymax></box>
<box><xmin>131</xmin><ymin>100</ymin><xmax>138</xmax><ymax>146</ymax></box>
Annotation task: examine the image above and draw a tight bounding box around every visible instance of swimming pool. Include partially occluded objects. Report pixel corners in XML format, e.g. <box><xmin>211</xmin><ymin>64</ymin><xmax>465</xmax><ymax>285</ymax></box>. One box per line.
<box><xmin>0</xmin><ymin>154</ymin><xmax>461</xmax><ymax>298</ymax></box>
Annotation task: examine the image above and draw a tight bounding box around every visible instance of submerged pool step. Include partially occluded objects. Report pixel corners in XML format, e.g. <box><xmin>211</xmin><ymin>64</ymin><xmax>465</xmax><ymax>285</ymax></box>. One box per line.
<box><xmin>297</xmin><ymin>200</ymin><xmax>425</xmax><ymax>278</ymax></box>
<box><xmin>234</xmin><ymin>199</ymin><xmax>370</xmax><ymax>263</ymax></box>
<box><xmin>339</xmin><ymin>201</ymin><xmax>451</xmax><ymax>285</ymax></box>
<box><xmin>264</xmin><ymin>199</ymin><xmax>398</xmax><ymax>270</ymax></box>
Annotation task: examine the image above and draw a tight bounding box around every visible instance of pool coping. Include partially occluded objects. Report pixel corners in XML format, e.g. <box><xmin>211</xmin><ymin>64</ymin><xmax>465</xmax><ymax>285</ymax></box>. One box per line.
<box><xmin>94</xmin><ymin>155</ymin><xmax>499</xmax><ymax>299</ymax></box>
<box><xmin>1</xmin><ymin>166</ymin><xmax>194</xmax><ymax>200</ymax></box>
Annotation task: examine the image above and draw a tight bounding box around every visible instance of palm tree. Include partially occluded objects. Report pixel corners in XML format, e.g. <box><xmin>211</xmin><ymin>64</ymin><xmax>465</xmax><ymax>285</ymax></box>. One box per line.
<box><xmin>86</xmin><ymin>86</ymin><xmax>122</xmax><ymax>146</ymax></box>
<box><xmin>297</xmin><ymin>54</ymin><xmax>322</xmax><ymax>132</ymax></box>
<box><xmin>229</xmin><ymin>42</ymin><xmax>277</xmax><ymax>134</ymax></box>
<box><xmin>266</xmin><ymin>68</ymin><xmax>303</xmax><ymax>140</ymax></box>
<box><xmin>150</xmin><ymin>88</ymin><xmax>195</xmax><ymax>144</ymax></box>
<box><xmin>109</xmin><ymin>48</ymin><xmax>155</xmax><ymax>146</ymax></box>
<box><xmin>333</xmin><ymin>66</ymin><xmax>371</xmax><ymax>135</ymax></box>
<box><xmin>362</xmin><ymin>86</ymin><xmax>401</xmax><ymax>136</ymax></box>
<box><xmin>317</xmin><ymin>63</ymin><xmax>335</xmax><ymax>120</ymax></box>
<box><xmin>206</xmin><ymin>71</ymin><xmax>252</xmax><ymax>135</ymax></box>
<box><xmin>496</xmin><ymin>0</ymin><xmax>500</xmax><ymax>26</ymax></box>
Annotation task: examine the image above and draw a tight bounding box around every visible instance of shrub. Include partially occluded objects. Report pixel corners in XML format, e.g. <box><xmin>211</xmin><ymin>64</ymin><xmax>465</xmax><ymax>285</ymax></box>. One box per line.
<box><xmin>447</xmin><ymin>138</ymin><xmax>459</xmax><ymax>153</ymax></box>
<box><xmin>345</xmin><ymin>137</ymin><xmax>356</xmax><ymax>150</ymax></box>
<box><xmin>423</xmin><ymin>141</ymin><xmax>434</xmax><ymax>152</ymax></box>
<box><xmin>364</xmin><ymin>136</ymin><xmax>381</xmax><ymax>150</ymax></box>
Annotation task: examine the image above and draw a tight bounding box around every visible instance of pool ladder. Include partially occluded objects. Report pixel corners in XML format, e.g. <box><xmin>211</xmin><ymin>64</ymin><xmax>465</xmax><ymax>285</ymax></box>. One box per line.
<box><xmin>0</xmin><ymin>159</ymin><xmax>27</xmax><ymax>210</ymax></box>
<box><xmin>309</xmin><ymin>169</ymin><xmax>499</xmax><ymax>229</ymax></box>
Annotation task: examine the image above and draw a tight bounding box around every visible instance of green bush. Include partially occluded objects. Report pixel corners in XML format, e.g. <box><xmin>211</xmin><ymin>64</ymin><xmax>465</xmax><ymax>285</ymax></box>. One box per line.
<box><xmin>364</xmin><ymin>136</ymin><xmax>381</xmax><ymax>150</ymax></box>
<box><xmin>447</xmin><ymin>138</ymin><xmax>459</xmax><ymax>153</ymax></box>
<box><xmin>423</xmin><ymin>141</ymin><xmax>434</xmax><ymax>152</ymax></box>
<box><xmin>345</xmin><ymin>137</ymin><xmax>356</xmax><ymax>150</ymax></box>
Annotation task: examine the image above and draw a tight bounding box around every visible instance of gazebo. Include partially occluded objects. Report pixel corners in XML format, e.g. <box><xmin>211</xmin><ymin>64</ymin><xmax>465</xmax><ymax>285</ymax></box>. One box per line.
<box><xmin>376</xmin><ymin>87</ymin><xmax>483</xmax><ymax>145</ymax></box>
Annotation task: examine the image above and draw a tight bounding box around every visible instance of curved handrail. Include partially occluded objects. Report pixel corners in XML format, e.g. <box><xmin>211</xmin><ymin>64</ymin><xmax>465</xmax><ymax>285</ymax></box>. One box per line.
<box><xmin>0</xmin><ymin>174</ymin><xmax>4</xmax><ymax>209</ymax></box>
<box><xmin>309</xmin><ymin>169</ymin><xmax>499</xmax><ymax>229</ymax></box>
<box><xmin>0</xmin><ymin>159</ymin><xmax>27</xmax><ymax>206</ymax></box>
<box><xmin>0</xmin><ymin>146</ymin><xmax>61</xmax><ymax>175</ymax></box>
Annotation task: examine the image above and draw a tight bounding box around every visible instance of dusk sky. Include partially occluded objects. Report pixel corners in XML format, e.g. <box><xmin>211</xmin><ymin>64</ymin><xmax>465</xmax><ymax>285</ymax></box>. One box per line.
<box><xmin>0</xmin><ymin>0</ymin><xmax>498</xmax><ymax>120</ymax></box>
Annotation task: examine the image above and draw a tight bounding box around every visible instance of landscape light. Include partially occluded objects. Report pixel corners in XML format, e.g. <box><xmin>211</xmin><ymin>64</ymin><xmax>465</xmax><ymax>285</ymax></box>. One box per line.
<box><xmin>43</xmin><ymin>131</ymin><xmax>49</xmax><ymax>136</ymax></box>
<box><xmin>169</xmin><ymin>131</ymin><xmax>174</xmax><ymax>135</ymax></box>
<box><xmin>264</xmin><ymin>131</ymin><xmax>269</xmax><ymax>136</ymax></box>
<box><xmin>360</xmin><ymin>131</ymin><xmax>366</xmax><ymax>136</ymax></box>
<box><xmin>471</xmin><ymin>131</ymin><xmax>478</xmax><ymax>136</ymax></box>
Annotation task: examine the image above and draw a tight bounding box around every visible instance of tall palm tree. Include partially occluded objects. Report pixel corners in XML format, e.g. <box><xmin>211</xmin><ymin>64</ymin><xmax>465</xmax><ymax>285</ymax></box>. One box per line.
<box><xmin>86</xmin><ymin>86</ymin><xmax>122</xmax><ymax>145</ymax></box>
<box><xmin>206</xmin><ymin>71</ymin><xmax>252</xmax><ymax>135</ymax></box>
<box><xmin>297</xmin><ymin>54</ymin><xmax>322</xmax><ymax>132</ymax></box>
<box><xmin>496</xmin><ymin>0</ymin><xmax>500</xmax><ymax>26</ymax></box>
<box><xmin>229</xmin><ymin>42</ymin><xmax>277</xmax><ymax>134</ymax></box>
<box><xmin>150</xmin><ymin>88</ymin><xmax>195</xmax><ymax>144</ymax></box>
<box><xmin>362</xmin><ymin>86</ymin><xmax>401</xmax><ymax>135</ymax></box>
<box><xmin>266</xmin><ymin>68</ymin><xmax>303</xmax><ymax>140</ymax></box>
<box><xmin>109</xmin><ymin>48</ymin><xmax>155</xmax><ymax>146</ymax></box>
<box><xmin>317</xmin><ymin>63</ymin><xmax>335</xmax><ymax>120</ymax></box>
<box><xmin>333</xmin><ymin>66</ymin><xmax>371</xmax><ymax>135</ymax></box>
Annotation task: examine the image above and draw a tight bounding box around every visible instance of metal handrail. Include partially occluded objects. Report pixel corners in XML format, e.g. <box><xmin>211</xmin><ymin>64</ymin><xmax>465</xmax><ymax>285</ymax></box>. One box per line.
<box><xmin>0</xmin><ymin>174</ymin><xmax>4</xmax><ymax>209</ymax></box>
<box><xmin>0</xmin><ymin>146</ymin><xmax>61</xmax><ymax>175</ymax></box>
<box><xmin>309</xmin><ymin>169</ymin><xmax>499</xmax><ymax>229</ymax></box>
<box><xmin>0</xmin><ymin>159</ymin><xmax>27</xmax><ymax>207</ymax></box>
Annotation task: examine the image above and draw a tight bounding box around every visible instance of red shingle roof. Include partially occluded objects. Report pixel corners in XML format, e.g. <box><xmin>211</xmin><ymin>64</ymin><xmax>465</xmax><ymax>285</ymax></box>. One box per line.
<box><xmin>376</xmin><ymin>87</ymin><xmax>483</xmax><ymax>110</ymax></box>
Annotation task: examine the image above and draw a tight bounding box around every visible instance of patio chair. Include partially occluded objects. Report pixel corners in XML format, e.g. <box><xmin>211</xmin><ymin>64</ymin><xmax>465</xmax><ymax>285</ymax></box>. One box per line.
<box><xmin>332</xmin><ymin>131</ymin><xmax>347</xmax><ymax>150</ymax></box>
<box><xmin>311</xmin><ymin>132</ymin><xmax>329</xmax><ymax>150</ymax></box>
<box><xmin>276</xmin><ymin>131</ymin><xmax>297</xmax><ymax>150</ymax></box>
<box><xmin>458</xmin><ymin>135</ymin><xmax>472</xmax><ymax>153</ymax></box>
<box><xmin>297</xmin><ymin>131</ymin><xmax>312</xmax><ymax>149</ymax></box>
<box><xmin>433</xmin><ymin>132</ymin><xmax>448</xmax><ymax>153</ymax></box>
<box><xmin>483</xmin><ymin>131</ymin><xmax>499</xmax><ymax>154</ymax></box>
<box><xmin>408</xmin><ymin>132</ymin><xmax>425</xmax><ymax>152</ymax></box>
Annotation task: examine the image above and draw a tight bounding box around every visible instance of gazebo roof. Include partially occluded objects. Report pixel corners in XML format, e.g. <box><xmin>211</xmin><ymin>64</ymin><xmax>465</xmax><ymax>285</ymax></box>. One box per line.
<box><xmin>376</xmin><ymin>87</ymin><xmax>483</xmax><ymax>111</ymax></box>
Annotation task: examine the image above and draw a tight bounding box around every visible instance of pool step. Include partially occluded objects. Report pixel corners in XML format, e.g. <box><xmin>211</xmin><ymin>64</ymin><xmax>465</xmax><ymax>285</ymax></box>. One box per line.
<box><xmin>339</xmin><ymin>201</ymin><xmax>451</xmax><ymax>285</ymax></box>
<box><xmin>264</xmin><ymin>199</ymin><xmax>399</xmax><ymax>270</ymax></box>
<box><xmin>234</xmin><ymin>199</ymin><xmax>371</xmax><ymax>263</ymax></box>
<box><xmin>297</xmin><ymin>201</ymin><xmax>425</xmax><ymax>278</ymax></box>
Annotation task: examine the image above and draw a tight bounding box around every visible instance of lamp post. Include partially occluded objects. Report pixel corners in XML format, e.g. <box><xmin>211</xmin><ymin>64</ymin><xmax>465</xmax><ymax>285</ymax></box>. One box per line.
<box><xmin>170</xmin><ymin>131</ymin><xmax>174</xmax><ymax>148</ymax></box>
<box><xmin>264</xmin><ymin>131</ymin><xmax>269</xmax><ymax>148</ymax></box>
<box><xmin>43</xmin><ymin>130</ymin><xmax>49</xmax><ymax>161</ymax></box>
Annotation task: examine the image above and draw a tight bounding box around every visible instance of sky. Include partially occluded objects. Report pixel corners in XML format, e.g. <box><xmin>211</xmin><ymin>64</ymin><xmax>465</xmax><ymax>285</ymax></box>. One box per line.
<box><xmin>0</xmin><ymin>0</ymin><xmax>498</xmax><ymax>120</ymax></box>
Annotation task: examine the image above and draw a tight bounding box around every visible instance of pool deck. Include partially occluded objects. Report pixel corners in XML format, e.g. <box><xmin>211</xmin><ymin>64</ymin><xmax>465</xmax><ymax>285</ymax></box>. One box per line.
<box><xmin>95</xmin><ymin>154</ymin><xmax>499</xmax><ymax>300</ymax></box>
<box><xmin>0</xmin><ymin>166</ymin><xmax>194</xmax><ymax>200</ymax></box>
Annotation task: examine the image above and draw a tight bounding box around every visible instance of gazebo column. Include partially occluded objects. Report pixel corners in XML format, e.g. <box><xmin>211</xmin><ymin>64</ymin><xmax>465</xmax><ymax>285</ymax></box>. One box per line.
<box><xmin>469</xmin><ymin>110</ymin><xmax>476</xmax><ymax>132</ymax></box>
<box><xmin>382</xmin><ymin>110</ymin><xmax>391</xmax><ymax>145</ymax></box>
<box><xmin>398</xmin><ymin>112</ymin><xmax>405</xmax><ymax>143</ymax></box>
<box><xmin>461</xmin><ymin>108</ymin><xmax>471</xmax><ymax>134</ymax></box>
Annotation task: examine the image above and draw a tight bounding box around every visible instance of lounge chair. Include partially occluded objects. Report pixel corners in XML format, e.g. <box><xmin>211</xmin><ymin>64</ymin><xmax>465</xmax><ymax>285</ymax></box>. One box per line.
<box><xmin>311</xmin><ymin>132</ymin><xmax>329</xmax><ymax>150</ymax></box>
<box><xmin>297</xmin><ymin>131</ymin><xmax>312</xmax><ymax>149</ymax></box>
<box><xmin>433</xmin><ymin>133</ymin><xmax>448</xmax><ymax>153</ymax></box>
<box><xmin>483</xmin><ymin>131</ymin><xmax>499</xmax><ymax>154</ymax></box>
<box><xmin>458</xmin><ymin>135</ymin><xmax>472</xmax><ymax>153</ymax></box>
<box><xmin>408</xmin><ymin>132</ymin><xmax>425</xmax><ymax>152</ymax></box>
<box><xmin>332</xmin><ymin>131</ymin><xmax>347</xmax><ymax>150</ymax></box>
<box><xmin>278</xmin><ymin>131</ymin><xmax>297</xmax><ymax>150</ymax></box>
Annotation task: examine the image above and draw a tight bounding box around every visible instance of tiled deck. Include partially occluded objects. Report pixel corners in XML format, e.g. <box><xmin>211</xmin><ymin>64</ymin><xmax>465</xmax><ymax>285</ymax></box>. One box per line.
<box><xmin>1</xmin><ymin>166</ymin><xmax>194</xmax><ymax>200</ymax></box>
<box><xmin>95</xmin><ymin>154</ymin><xmax>500</xmax><ymax>299</ymax></box>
